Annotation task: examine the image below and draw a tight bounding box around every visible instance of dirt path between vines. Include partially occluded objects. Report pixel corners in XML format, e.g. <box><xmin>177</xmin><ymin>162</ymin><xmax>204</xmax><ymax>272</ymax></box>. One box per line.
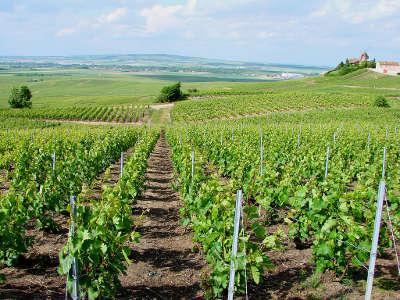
<box><xmin>120</xmin><ymin>133</ymin><xmax>205</xmax><ymax>300</ymax></box>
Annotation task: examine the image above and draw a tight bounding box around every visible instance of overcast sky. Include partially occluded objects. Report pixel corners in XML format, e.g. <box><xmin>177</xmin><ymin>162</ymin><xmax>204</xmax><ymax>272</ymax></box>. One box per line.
<box><xmin>0</xmin><ymin>0</ymin><xmax>399</xmax><ymax>66</ymax></box>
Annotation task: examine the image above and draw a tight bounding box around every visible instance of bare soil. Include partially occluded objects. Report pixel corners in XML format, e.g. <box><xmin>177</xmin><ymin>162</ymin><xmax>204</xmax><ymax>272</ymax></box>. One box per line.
<box><xmin>240</xmin><ymin>225</ymin><xmax>400</xmax><ymax>300</ymax></box>
<box><xmin>119</xmin><ymin>133</ymin><xmax>206</xmax><ymax>300</ymax></box>
<box><xmin>150</xmin><ymin>103</ymin><xmax>175</xmax><ymax>110</ymax></box>
<box><xmin>0</xmin><ymin>214</ymin><xmax>68</xmax><ymax>299</ymax></box>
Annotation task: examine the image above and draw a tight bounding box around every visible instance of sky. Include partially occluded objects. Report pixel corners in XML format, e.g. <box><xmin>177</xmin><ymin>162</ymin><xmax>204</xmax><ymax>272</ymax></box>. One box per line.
<box><xmin>0</xmin><ymin>0</ymin><xmax>399</xmax><ymax>66</ymax></box>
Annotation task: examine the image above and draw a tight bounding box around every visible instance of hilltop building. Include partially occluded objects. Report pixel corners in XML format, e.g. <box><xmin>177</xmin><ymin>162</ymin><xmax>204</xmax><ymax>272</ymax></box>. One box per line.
<box><xmin>347</xmin><ymin>52</ymin><xmax>369</xmax><ymax>64</ymax></box>
<box><xmin>375</xmin><ymin>61</ymin><xmax>400</xmax><ymax>76</ymax></box>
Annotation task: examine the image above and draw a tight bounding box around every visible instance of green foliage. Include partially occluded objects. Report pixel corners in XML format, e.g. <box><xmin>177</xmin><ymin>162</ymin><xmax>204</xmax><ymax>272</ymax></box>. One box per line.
<box><xmin>157</xmin><ymin>82</ymin><xmax>185</xmax><ymax>103</ymax></box>
<box><xmin>172</xmin><ymin>91</ymin><xmax>371</xmax><ymax>122</ymax></box>
<box><xmin>0</xmin><ymin>126</ymin><xmax>147</xmax><ymax>283</ymax></box>
<box><xmin>8</xmin><ymin>86</ymin><xmax>32</xmax><ymax>108</ymax></box>
<box><xmin>0</xmin><ymin>104</ymin><xmax>149</xmax><ymax>123</ymax></box>
<box><xmin>0</xmin><ymin>193</ymin><xmax>30</xmax><ymax>267</ymax></box>
<box><xmin>171</xmin><ymin>119</ymin><xmax>400</xmax><ymax>280</ymax></box>
<box><xmin>327</xmin><ymin>59</ymin><xmax>376</xmax><ymax>77</ymax></box>
<box><xmin>374</xmin><ymin>96</ymin><xmax>390</xmax><ymax>108</ymax></box>
<box><xmin>59</xmin><ymin>131</ymin><xmax>158</xmax><ymax>299</ymax></box>
<box><xmin>188</xmin><ymin>88</ymin><xmax>199</xmax><ymax>93</ymax></box>
<box><xmin>167</xmin><ymin>131</ymin><xmax>272</xmax><ymax>298</ymax></box>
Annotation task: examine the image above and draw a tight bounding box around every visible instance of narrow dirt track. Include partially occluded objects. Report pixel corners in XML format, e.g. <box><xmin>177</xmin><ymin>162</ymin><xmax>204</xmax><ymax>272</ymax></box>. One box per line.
<box><xmin>120</xmin><ymin>133</ymin><xmax>205</xmax><ymax>300</ymax></box>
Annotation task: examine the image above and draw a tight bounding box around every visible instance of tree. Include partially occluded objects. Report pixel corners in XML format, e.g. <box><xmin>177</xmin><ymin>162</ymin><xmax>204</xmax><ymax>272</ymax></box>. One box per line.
<box><xmin>8</xmin><ymin>86</ymin><xmax>32</xmax><ymax>108</ymax></box>
<box><xmin>157</xmin><ymin>82</ymin><xmax>185</xmax><ymax>103</ymax></box>
<box><xmin>374</xmin><ymin>96</ymin><xmax>390</xmax><ymax>108</ymax></box>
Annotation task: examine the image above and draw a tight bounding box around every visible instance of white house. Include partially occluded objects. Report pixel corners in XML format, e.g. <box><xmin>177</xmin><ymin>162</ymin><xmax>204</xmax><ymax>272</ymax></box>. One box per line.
<box><xmin>375</xmin><ymin>61</ymin><xmax>400</xmax><ymax>76</ymax></box>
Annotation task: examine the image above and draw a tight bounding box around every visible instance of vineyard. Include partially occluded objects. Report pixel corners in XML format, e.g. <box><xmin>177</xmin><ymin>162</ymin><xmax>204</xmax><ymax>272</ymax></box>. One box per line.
<box><xmin>0</xmin><ymin>69</ymin><xmax>400</xmax><ymax>299</ymax></box>
<box><xmin>0</xmin><ymin>104</ymin><xmax>151</xmax><ymax>124</ymax></box>
<box><xmin>165</xmin><ymin>110</ymin><xmax>400</xmax><ymax>298</ymax></box>
<box><xmin>172</xmin><ymin>92</ymin><xmax>372</xmax><ymax>122</ymax></box>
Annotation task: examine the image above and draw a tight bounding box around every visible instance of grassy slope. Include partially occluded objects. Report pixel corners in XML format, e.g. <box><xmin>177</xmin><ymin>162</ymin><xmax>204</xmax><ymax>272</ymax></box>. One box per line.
<box><xmin>0</xmin><ymin>69</ymin><xmax>168</xmax><ymax>108</ymax></box>
<box><xmin>0</xmin><ymin>68</ymin><xmax>280</xmax><ymax>109</ymax></box>
<box><xmin>197</xmin><ymin>69</ymin><xmax>400</xmax><ymax>95</ymax></box>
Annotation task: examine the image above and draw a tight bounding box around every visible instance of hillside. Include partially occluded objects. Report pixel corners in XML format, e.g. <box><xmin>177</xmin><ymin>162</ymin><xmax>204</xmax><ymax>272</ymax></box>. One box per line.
<box><xmin>1</xmin><ymin>63</ymin><xmax>400</xmax><ymax>300</ymax></box>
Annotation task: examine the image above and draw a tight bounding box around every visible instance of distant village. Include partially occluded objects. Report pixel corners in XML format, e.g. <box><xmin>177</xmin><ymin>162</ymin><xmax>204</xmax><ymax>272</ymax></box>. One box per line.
<box><xmin>345</xmin><ymin>52</ymin><xmax>400</xmax><ymax>76</ymax></box>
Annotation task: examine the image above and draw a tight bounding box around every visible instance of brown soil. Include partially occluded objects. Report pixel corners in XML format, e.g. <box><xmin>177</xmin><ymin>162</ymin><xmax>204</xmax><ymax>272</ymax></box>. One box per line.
<box><xmin>119</xmin><ymin>133</ymin><xmax>206</xmax><ymax>300</ymax></box>
<box><xmin>0</xmin><ymin>214</ymin><xmax>68</xmax><ymax>299</ymax></box>
<box><xmin>150</xmin><ymin>103</ymin><xmax>175</xmax><ymax>110</ymax></box>
<box><xmin>240</xmin><ymin>224</ymin><xmax>400</xmax><ymax>300</ymax></box>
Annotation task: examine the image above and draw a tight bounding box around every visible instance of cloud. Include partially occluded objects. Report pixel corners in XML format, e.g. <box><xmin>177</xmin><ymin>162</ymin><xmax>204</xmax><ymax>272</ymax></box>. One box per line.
<box><xmin>140</xmin><ymin>4</ymin><xmax>182</xmax><ymax>33</ymax></box>
<box><xmin>310</xmin><ymin>0</ymin><xmax>400</xmax><ymax>23</ymax></box>
<box><xmin>55</xmin><ymin>7</ymin><xmax>129</xmax><ymax>38</ymax></box>
<box><xmin>140</xmin><ymin>0</ymin><xmax>198</xmax><ymax>34</ymax></box>
<box><xmin>56</xmin><ymin>27</ymin><xmax>75</xmax><ymax>37</ymax></box>
<box><xmin>99</xmin><ymin>7</ymin><xmax>128</xmax><ymax>24</ymax></box>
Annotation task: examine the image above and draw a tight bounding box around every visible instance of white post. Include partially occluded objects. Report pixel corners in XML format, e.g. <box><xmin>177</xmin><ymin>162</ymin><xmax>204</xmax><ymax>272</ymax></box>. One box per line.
<box><xmin>365</xmin><ymin>180</ymin><xmax>386</xmax><ymax>300</ymax></box>
<box><xmin>191</xmin><ymin>150</ymin><xmax>195</xmax><ymax>183</ymax></box>
<box><xmin>325</xmin><ymin>146</ymin><xmax>330</xmax><ymax>179</ymax></box>
<box><xmin>52</xmin><ymin>152</ymin><xmax>56</xmax><ymax>176</ymax></box>
<box><xmin>365</xmin><ymin>148</ymin><xmax>386</xmax><ymax>300</ymax></box>
<box><xmin>333</xmin><ymin>132</ymin><xmax>336</xmax><ymax>144</ymax></box>
<box><xmin>367</xmin><ymin>132</ymin><xmax>371</xmax><ymax>148</ymax></box>
<box><xmin>69</xmin><ymin>196</ymin><xmax>79</xmax><ymax>300</ymax></box>
<box><xmin>228</xmin><ymin>190</ymin><xmax>243</xmax><ymax>300</ymax></box>
<box><xmin>297</xmin><ymin>132</ymin><xmax>300</xmax><ymax>148</ymax></box>
<box><xmin>120</xmin><ymin>152</ymin><xmax>124</xmax><ymax>178</ymax></box>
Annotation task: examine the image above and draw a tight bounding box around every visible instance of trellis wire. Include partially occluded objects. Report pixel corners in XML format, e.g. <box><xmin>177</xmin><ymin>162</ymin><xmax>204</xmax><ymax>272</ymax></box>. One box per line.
<box><xmin>66</xmin><ymin>196</ymin><xmax>80</xmax><ymax>300</ymax></box>
<box><xmin>241</xmin><ymin>205</ymin><xmax>248</xmax><ymax>300</ymax></box>
<box><xmin>384</xmin><ymin>192</ymin><xmax>400</xmax><ymax>275</ymax></box>
<box><xmin>228</xmin><ymin>190</ymin><xmax>243</xmax><ymax>300</ymax></box>
<box><xmin>324</xmin><ymin>146</ymin><xmax>330</xmax><ymax>178</ymax></box>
